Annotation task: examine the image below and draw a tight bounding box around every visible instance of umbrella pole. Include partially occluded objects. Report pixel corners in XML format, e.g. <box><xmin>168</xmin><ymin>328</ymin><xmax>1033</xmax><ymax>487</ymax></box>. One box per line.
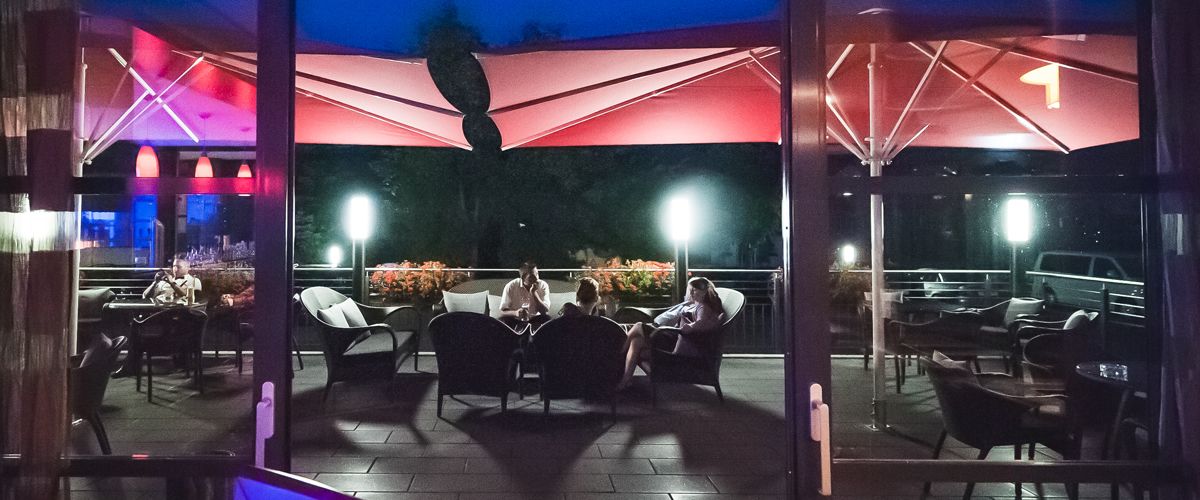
<box><xmin>868</xmin><ymin>44</ymin><xmax>890</xmax><ymax>431</ymax></box>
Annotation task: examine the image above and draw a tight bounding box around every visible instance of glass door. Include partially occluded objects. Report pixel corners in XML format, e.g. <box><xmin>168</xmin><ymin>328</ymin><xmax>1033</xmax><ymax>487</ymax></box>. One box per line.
<box><xmin>785</xmin><ymin>0</ymin><xmax>1184</xmax><ymax>498</ymax></box>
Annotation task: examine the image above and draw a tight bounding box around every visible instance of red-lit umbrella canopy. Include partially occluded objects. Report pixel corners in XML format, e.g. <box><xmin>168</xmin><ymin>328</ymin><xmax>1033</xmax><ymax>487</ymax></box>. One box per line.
<box><xmin>81</xmin><ymin>26</ymin><xmax>469</xmax><ymax>163</ymax></box>
<box><xmin>477</xmin><ymin>34</ymin><xmax>1138</xmax><ymax>154</ymax></box>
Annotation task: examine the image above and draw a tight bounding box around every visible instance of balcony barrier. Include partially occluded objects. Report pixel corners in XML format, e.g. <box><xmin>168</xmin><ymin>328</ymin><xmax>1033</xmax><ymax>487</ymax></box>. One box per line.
<box><xmin>80</xmin><ymin>267</ymin><xmax>1146</xmax><ymax>355</ymax></box>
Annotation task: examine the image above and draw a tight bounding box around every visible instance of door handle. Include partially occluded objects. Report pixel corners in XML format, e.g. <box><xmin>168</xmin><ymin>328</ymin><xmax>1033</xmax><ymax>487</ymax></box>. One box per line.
<box><xmin>810</xmin><ymin>383</ymin><xmax>831</xmax><ymax>496</ymax></box>
<box><xmin>255</xmin><ymin>381</ymin><xmax>275</xmax><ymax>468</ymax></box>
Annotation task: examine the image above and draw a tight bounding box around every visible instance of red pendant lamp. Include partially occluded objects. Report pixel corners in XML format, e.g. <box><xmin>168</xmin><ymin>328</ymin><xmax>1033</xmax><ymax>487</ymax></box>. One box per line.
<box><xmin>194</xmin><ymin>153</ymin><xmax>214</xmax><ymax>178</ymax></box>
<box><xmin>135</xmin><ymin>145</ymin><xmax>160</xmax><ymax>178</ymax></box>
<box><xmin>237</xmin><ymin>161</ymin><xmax>253</xmax><ymax>178</ymax></box>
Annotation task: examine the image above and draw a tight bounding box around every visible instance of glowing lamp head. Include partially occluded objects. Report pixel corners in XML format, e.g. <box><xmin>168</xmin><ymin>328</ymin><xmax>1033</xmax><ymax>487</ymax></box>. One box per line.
<box><xmin>237</xmin><ymin>162</ymin><xmax>253</xmax><ymax>178</ymax></box>
<box><xmin>1003</xmin><ymin>197</ymin><xmax>1033</xmax><ymax>243</ymax></box>
<box><xmin>664</xmin><ymin>194</ymin><xmax>694</xmax><ymax>243</ymax></box>
<box><xmin>343</xmin><ymin>195</ymin><xmax>374</xmax><ymax>241</ymax></box>
<box><xmin>194</xmin><ymin>154</ymin><xmax>214</xmax><ymax>178</ymax></box>
<box><xmin>135</xmin><ymin>145</ymin><xmax>159</xmax><ymax>178</ymax></box>
<box><xmin>839</xmin><ymin>244</ymin><xmax>858</xmax><ymax>266</ymax></box>
<box><xmin>327</xmin><ymin>245</ymin><xmax>343</xmax><ymax>268</ymax></box>
<box><xmin>1019</xmin><ymin>63</ymin><xmax>1061</xmax><ymax>110</ymax></box>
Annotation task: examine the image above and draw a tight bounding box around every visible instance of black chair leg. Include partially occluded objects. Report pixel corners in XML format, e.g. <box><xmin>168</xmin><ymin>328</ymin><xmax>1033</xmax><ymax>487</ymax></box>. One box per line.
<box><xmin>922</xmin><ymin>430</ymin><xmax>948</xmax><ymax>500</ymax></box>
<box><xmin>714</xmin><ymin>383</ymin><xmax>724</xmax><ymax>404</ymax></box>
<box><xmin>292</xmin><ymin>335</ymin><xmax>304</xmax><ymax>370</ymax></box>
<box><xmin>88</xmin><ymin>413</ymin><xmax>112</xmax><ymax>455</ymax></box>
<box><xmin>963</xmin><ymin>447</ymin><xmax>991</xmax><ymax>500</ymax></box>
<box><xmin>1015</xmin><ymin>444</ymin><xmax>1023</xmax><ymax>500</ymax></box>
<box><xmin>543</xmin><ymin>398</ymin><xmax>550</xmax><ymax>416</ymax></box>
<box><xmin>236</xmin><ymin>343</ymin><xmax>244</xmax><ymax>374</ymax></box>
<box><xmin>146</xmin><ymin>356</ymin><xmax>153</xmax><ymax>403</ymax></box>
<box><xmin>651</xmin><ymin>381</ymin><xmax>658</xmax><ymax>409</ymax></box>
<box><xmin>321</xmin><ymin>380</ymin><xmax>333</xmax><ymax>405</ymax></box>
<box><xmin>437</xmin><ymin>394</ymin><xmax>444</xmax><ymax>418</ymax></box>
<box><xmin>198</xmin><ymin>350</ymin><xmax>205</xmax><ymax>394</ymax></box>
<box><xmin>500</xmin><ymin>394</ymin><xmax>508</xmax><ymax>413</ymax></box>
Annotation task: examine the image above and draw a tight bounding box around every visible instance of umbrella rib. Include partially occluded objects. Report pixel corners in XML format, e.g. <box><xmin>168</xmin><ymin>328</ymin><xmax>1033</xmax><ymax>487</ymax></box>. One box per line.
<box><xmin>747</xmin><ymin>49</ymin><xmax>780</xmax><ymax>90</ymax></box>
<box><xmin>83</xmin><ymin>51</ymin><xmax>207</xmax><ymax>162</ymax></box>
<box><xmin>490</xmin><ymin>46</ymin><xmax>753</xmax><ymax>116</ymax></box>
<box><xmin>827</xmin><ymin>125</ymin><xmax>867</xmax><ymax>162</ymax></box>
<box><xmin>959</xmin><ymin>39</ymin><xmax>1137</xmax><ymax>84</ymax></box>
<box><xmin>209</xmin><ymin>52</ymin><xmax>463</xmax><ymax>117</ymax></box>
<box><xmin>825</xmin><ymin>90</ymin><xmax>869</xmax><ymax>158</ymax></box>
<box><xmin>189</xmin><ymin>51</ymin><xmax>472</xmax><ymax>150</ymax></box>
<box><xmin>910</xmin><ymin>42</ymin><xmax>1070</xmax><ymax>154</ymax></box>
<box><xmin>881</xmin><ymin>41</ymin><xmax>948</xmax><ymax>154</ymax></box>
<box><xmin>85</xmin><ymin>63</ymin><xmax>214</xmax><ymax>162</ymax></box>
<box><xmin>499</xmin><ymin>48</ymin><xmax>778</xmax><ymax>150</ymax></box>
<box><xmin>885</xmin><ymin>123</ymin><xmax>930</xmax><ymax>161</ymax></box>
<box><xmin>827</xmin><ymin>44</ymin><xmax>854</xmax><ymax>79</ymax></box>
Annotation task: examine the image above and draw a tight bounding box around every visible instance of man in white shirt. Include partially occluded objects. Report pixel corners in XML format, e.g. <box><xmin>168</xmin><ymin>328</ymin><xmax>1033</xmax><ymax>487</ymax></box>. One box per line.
<box><xmin>142</xmin><ymin>258</ymin><xmax>203</xmax><ymax>305</ymax></box>
<box><xmin>500</xmin><ymin>261</ymin><xmax>550</xmax><ymax>327</ymax></box>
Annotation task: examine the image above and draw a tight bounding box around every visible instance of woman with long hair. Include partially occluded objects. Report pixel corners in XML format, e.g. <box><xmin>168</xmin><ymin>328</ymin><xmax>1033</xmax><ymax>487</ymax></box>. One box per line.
<box><xmin>617</xmin><ymin>276</ymin><xmax>723</xmax><ymax>389</ymax></box>
<box><xmin>561</xmin><ymin>277</ymin><xmax>604</xmax><ymax>317</ymax></box>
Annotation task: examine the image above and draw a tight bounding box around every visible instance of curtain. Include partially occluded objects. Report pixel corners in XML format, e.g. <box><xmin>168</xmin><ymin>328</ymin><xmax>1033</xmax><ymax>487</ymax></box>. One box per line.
<box><xmin>0</xmin><ymin>0</ymin><xmax>78</xmax><ymax>498</ymax></box>
<box><xmin>1153</xmin><ymin>0</ymin><xmax>1200</xmax><ymax>498</ymax></box>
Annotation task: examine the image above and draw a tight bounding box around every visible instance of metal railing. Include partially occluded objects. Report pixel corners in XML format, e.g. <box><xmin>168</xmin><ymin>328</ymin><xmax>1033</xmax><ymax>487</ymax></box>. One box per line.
<box><xmin>79</xmin><ymin>266</ymin><xmax>1146</xmax><ymax>354</ymax></box>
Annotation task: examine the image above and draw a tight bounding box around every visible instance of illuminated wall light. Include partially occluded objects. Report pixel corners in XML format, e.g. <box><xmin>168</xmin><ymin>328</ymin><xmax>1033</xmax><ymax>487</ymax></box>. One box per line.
<box><xmin>135</xmin><ymin>145</ymin><xmax>159</xmax><ymax>178</ymax></box>
<box><xmin>194</xmin><ymin>153</ymin><xmax>214</xmax><ymax>178</ymax></box>
<box><xmin>1019</xmin><ymin>63</ymin><xmax>1061</xmax><ymax>110</ymax></box>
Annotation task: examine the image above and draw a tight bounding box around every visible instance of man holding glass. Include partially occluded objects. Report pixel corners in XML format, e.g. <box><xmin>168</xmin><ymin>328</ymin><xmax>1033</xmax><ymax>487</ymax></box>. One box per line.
<box><xmin>142</xmin><ymin>257</ymin><xmax>203</xmax><ymax>305</ymax></box>
<box><xmin>500</xmin><ymin>261</ymin><xmax>550</xmax><ymax>330</ymax></box>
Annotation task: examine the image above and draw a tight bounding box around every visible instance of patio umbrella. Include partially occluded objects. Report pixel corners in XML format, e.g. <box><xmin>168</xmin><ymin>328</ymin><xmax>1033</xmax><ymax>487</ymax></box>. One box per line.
<box><xmin>81</xmin><ymin>26</ymin><xmax>469</xmax><ymax>164</ymax></box>
<box><xmin>476</xmin><ymin>30</ymin><xmax>1139</xmax><ymax>427</ymax></box>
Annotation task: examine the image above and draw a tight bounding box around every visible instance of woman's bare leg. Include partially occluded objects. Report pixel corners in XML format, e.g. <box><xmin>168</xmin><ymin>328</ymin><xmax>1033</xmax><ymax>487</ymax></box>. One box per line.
<box><xmin>620</xmin><ymin>322</ymin><xmax>647</xmax><ymax>387</ymax></box>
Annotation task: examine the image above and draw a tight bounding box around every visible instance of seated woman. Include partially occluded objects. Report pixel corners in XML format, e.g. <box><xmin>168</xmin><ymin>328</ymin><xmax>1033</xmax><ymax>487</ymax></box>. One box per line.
<box><xmin>618</xmin><ymin>277</ymin><xmax>723</xmax><ymax>390</ymax></box>
<box><xmin>560</xmin><ymin>277</ymin><xmax>605</xmax><ymax>317</ymax></box>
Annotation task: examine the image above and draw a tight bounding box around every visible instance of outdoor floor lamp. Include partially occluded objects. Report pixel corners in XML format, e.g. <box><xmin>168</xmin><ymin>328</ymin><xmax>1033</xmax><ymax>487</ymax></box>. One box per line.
<box><xmin>665</xmin><ymin>195</ymin><xmax>694</xmax><ymax>303</ymax></box>
<box><xmin>344</xmin><ymin>195</ymin><xmax>374</xmax><ymax>303</ymax></box>
<box><xmin>1003</xmin><ymin>197</ymin><xmax>1033</xmax><ymax>297</ymax></box>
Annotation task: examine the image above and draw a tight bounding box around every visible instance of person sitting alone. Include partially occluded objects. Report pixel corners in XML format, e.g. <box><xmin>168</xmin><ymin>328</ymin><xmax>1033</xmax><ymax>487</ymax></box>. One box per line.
<box><xmin>142</xmin><ymin>258</ymin><xmax>202</xmax><ymax>305</ymax></box>
<box><xmin>499</xmin><ymin>261</ymin><xmax>551</xmax><ymax>329</ymax></box>
<box><xmin>618</xmin><ymin>277</ymin><xmax>723</xmax><ymax>390</ymax></box>
<box><xmin>561</xmin><ymin>277</ymin><xmax>605</xmax><ymax>317</ymax></box>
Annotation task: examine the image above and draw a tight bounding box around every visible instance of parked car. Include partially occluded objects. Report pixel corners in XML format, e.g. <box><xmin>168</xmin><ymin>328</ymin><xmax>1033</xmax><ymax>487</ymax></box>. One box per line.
<box><xmin>1029</xmin><ymin>251</ymin><xmax>1144</xmax><ymax>314</ymax></box>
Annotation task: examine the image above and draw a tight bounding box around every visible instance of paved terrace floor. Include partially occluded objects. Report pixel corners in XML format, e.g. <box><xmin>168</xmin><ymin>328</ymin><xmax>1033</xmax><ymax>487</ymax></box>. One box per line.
<box><xmin>68</xmin><ymin>355</ymin><xmax>1118</xmax><ymax>499</ymax></box>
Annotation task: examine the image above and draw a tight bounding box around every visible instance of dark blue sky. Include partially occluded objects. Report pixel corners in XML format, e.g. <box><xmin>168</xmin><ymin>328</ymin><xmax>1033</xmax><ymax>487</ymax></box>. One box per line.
<box><xmin>83</xmin><ymin>0</ymin><xmax>1134</xmax><ymax>55</ymax></box>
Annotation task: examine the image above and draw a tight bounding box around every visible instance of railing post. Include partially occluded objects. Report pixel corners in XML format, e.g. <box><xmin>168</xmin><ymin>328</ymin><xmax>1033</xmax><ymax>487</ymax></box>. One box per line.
<box><xmin>1099</xmin><ymin>285</ymin><xmax>1110</xmax><ymax>353</ymax></box>
<box><xmin>984</xmin><ymin>273</ymin><xmax>994</xmax><ymax>302</ymax></box>
<box><xmin>771</xmin><ymin>271</ymin><xmax>784</xmax><ymax>352</ymax></box>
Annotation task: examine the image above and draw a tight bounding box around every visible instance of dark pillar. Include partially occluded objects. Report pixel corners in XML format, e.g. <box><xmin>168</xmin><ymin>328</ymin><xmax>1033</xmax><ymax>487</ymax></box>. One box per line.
<box><xmin>254</xmin><ymin>0</ymin><xmax>295</xmax><ymax>471</ymax></box>
<box><xmin>782</xmin><ymin>0</ymin><xmax>829</xmax><ymax>498</ymax></box>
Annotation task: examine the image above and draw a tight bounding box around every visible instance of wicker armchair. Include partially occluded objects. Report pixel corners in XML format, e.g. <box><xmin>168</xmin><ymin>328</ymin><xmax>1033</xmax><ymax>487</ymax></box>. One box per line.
<box><xmin>299</xmin><ymin>287</ymin><xmax>420</xmax><ymax>402</ymax></box>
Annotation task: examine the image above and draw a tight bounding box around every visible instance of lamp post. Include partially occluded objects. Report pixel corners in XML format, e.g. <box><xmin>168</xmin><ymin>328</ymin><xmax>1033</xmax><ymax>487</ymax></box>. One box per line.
<box><xmin>665</xmin><ymin>195</ymin><xmax>694</xmax><ymax>303</ymax></box>
<box><xmin>839</xmin><ymin>244</ymin><xmax>858</xmax><ymax>267</ymax></box>
<box><xmin>343</xmin><ymin>195</ymin><xmax>373</xmax><ymax>303</ymax></box>
<box><xmin>1003</xmin><ymin>197</ymin><xmax>1033</xmax><ymax>297</ymax></box>
<box><xmin>327</xmin><ymin>245</ymin><xmax>343</xmax><ymax>268</ymax></box>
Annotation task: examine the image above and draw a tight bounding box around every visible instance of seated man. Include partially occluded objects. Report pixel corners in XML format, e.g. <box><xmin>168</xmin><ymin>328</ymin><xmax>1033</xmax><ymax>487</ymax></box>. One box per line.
<box><xmin>142</xmin><ymin>258</ymin><xmax>202</xmax><ymax>305</ymax></box>
<box><xmin>499</xmin><ymin>261</ymin><xmax>551</xmax><ymax>329</ymax></box>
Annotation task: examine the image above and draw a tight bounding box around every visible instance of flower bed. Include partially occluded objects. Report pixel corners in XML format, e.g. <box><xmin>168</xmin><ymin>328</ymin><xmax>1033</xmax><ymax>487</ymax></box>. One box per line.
<box><xmin>580</xmin><ymin>258</ymin><xmax>675</xmax><ymax>300</ymax></box>
<box><xmin>370</xmin><ymin>261</ymin><xmax>468</xmax><ymax>305</ymax></box>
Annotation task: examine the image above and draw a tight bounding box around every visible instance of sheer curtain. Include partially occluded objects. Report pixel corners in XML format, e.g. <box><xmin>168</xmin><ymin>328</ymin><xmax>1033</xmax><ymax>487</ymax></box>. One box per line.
<box><xmin>1153</xmin><ymin>0</ymin><xmax>1200</xmax><ymax>496</ymax></box>
<box><xmin>1</xmin><ymin>0</ymin><xmax>78</xmax><ymax>498</ymax></box>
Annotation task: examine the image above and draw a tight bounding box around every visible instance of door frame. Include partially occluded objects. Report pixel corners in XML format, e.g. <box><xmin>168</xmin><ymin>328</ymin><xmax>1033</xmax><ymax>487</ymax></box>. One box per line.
<box><xmin>781</xmin><ymin>0</ymin><xmax>1182</xmax><ymax>497</ymax></box>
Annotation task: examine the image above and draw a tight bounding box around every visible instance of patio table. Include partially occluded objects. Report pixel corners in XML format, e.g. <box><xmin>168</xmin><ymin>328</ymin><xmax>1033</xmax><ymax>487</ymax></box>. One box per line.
<box><xmin>1075</xmin><ymin>361</ymin><xmax>1148</xmax><ymax>458</ymax></box>
<box><xmin>104</xmin><ymin>299</ymin><xmax>205</xmax><ymax>377</ymax></box>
